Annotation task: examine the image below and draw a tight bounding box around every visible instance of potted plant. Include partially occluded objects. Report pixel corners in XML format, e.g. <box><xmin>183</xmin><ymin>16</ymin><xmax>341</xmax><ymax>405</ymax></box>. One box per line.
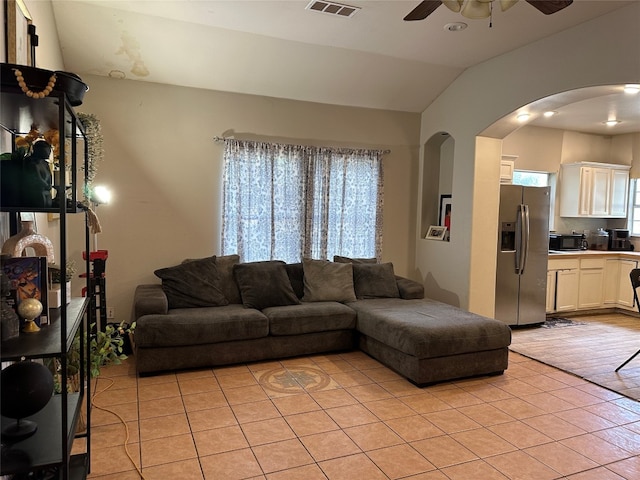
<box><xmin>47</xmin><ymin>320</ymin><xmax>135</xmax><ymax>433</ymax></box>
<box><xmin>48</xmin><ymin>260</ymin><xmax>75</xmax><ymax>309</ymax></box>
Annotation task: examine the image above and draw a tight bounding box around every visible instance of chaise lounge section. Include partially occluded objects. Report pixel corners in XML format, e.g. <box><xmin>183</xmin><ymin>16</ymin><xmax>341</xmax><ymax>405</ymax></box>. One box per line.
<box><xmin>351</xmin><ymin>298</ymin><xmax>511</xmax><ymax>385</ymax></box>
<box><xmin>133</xmin><ymin>255</ymin><xmax>511</xmax><ymax>385</ymax></box>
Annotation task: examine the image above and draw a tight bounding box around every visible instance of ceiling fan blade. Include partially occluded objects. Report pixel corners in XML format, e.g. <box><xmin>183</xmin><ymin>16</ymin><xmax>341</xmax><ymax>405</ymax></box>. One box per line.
<box><xmin>404</xmin><ymin>1</ymin><xmax>443</xmax><ymax>21</ymax></box>
<box><xmin>525</xmin><ymin>0</ymin><xmax>573</xmax><ymax>15</ymax></box>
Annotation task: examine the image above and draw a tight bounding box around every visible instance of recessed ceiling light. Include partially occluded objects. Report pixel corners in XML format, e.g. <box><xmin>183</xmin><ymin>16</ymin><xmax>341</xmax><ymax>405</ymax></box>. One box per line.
<box><xmin>516</xmin><ymin>113</ymin><xmax>530</xmax><ymax>122</ymax></box>
<box><xmin>624</xmin><ymin>84</ymin><xmax>640</xmax><ymax>94</ymax></box>
<box><xmin>543</xmin><ymin>111</ymin><xmax>557</xmax><ymax>118</ymax></box>
<box><xmin>444</xmin><ymin>22</ymin><xmax>467</xmax><ymax>32</ymax></box>
<box><xmin>603</xmin><ymin>120</ymin><xmax>621</xmax><ymax>126</ymax></box>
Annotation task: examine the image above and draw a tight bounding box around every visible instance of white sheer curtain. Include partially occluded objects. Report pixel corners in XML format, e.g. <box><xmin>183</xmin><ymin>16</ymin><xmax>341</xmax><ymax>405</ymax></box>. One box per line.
<box><xmin>222</xmin><ymin>139</ymin><xmax>384</xmax><ymax>263</ymax></box>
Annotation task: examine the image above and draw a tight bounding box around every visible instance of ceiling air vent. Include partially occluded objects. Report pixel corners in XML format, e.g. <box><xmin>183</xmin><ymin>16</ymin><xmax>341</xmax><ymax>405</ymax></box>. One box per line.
<box><xmin>306</xmin><ymin>1</ymin><xmax>360</xmax><ymax>18</ymax></box>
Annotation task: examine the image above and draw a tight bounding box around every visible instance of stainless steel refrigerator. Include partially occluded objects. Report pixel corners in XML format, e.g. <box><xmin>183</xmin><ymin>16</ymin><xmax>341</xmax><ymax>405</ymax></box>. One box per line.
<box><xmin>495</xmin><ymin>185</ymin><xmax>550</xmax><ymax>326</ymax></box>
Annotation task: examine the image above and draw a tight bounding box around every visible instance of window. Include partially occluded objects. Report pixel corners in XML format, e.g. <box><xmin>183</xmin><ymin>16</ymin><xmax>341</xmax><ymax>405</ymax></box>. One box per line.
<box><xmin>222</xmin><ymin>139</ymin><xmax>384</xmax><ymax>263</ymax></box>
<box><xmin>512</xmin><ymin>170</ymin><xmax>549</xmax><ymax>187</ymax></box>
<box><xmin>513</xmin><ymin>170</ymin><xmax>556</xmax><ymax>231</ymax></box>
<box><xmin>628</xmin><ymin>179</ymin><xmax>640</xmax><ymax>236</ymax></box>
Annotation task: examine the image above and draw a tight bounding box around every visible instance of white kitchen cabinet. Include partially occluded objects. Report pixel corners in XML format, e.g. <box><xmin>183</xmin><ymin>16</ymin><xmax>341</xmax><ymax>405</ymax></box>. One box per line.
<box><xmin>617</xmin><ymin>259</ymin><xmax>638</xmax><ymax>309</ymax></box>
<box><xmin>500</xmin><ymin>157</ymin><xmax>515</xmax><ymax>184</ymax></box>
<box><xmin>546</xmin><ymin>270</ymin><xmax>556</xmax><ymax>313</ymax></box>
<box><xmin>556</xmin><ymin>269</ymin><xmax>579</xmax><ymax>311</ymax></box>
<box><xmin>548</xmin><ymin>258</ymin><xmax>579</xmax><ymax>312</ymax></box>
<box><xmin>610</xmin><ymin>168</ymin><xmax>630</xmax><ymax>217</ymax></box>
<box><xmin>578</xmin><ymin>258</ymin><xmax>605</xmax><ymax>309</ymax></box>
<box><xmin>559</xmin><ymin>162</ymin><xmax>630</xmax><ymax>218</ymax></box>
<box><xmin>604</xmin><ymin>258</ymin><xmax>620</xmax><ymax>305</ymax></box>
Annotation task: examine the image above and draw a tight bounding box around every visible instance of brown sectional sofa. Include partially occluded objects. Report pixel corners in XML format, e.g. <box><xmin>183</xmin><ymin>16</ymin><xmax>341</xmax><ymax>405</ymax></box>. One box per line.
<box><xmin>133</xmin><ymin>255</ymin><xmax>512</xmax><ymax>385</ymax></box>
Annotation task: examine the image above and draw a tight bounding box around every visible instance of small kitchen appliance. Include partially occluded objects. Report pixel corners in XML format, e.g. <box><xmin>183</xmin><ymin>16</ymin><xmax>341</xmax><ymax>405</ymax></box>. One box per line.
<box><xmin>589</xmin><ymin>228</ymin><xmax>609</xmax><ymax>251</ymax></box>
<box><xmin>548</xmin><ymin>233</ymin><xmax>588</xmax><ymax>251</ymax></box>
<box><xmin>606</xmin><ymin>229</ymin><xmax>633</xmax><ymax>251</ymax></box>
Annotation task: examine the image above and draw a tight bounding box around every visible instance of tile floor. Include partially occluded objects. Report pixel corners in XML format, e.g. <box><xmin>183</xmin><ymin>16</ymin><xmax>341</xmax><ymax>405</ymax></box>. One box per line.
<box><xmin>80</xmin><ymin>346</ymin><xmax>640</xmax><ymax>480</ymax></box>
<box><xmin>510</xmin><ymin>313</ymin><xmax>640</xmax><ymax>401</ymax></box>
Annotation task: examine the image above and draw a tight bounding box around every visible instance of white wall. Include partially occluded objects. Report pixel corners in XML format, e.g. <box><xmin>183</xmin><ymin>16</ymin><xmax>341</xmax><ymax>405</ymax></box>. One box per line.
<box><xmin>417</xmin><ymin>3</ymin><xmax>640</xmax><ymax>317</ymax></box>
<box><xmin>69</xmin><ymin>76</ymin><xmax>421</xmax><ymax>321</ymax></box>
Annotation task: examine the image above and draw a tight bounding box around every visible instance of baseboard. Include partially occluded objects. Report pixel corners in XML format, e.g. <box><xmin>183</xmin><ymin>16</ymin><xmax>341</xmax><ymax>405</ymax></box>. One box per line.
<box><xmin>547</xmin><ymin>308</ymin><xmax>640</xmax><ymax>319</ymax></box>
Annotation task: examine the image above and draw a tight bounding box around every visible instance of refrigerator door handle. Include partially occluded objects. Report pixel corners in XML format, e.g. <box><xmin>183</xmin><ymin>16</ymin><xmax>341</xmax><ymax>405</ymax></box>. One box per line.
<box><xmin>515</xmin><ymin>204</ymin><xmax>530</xmax><ymax>275</ymax></box>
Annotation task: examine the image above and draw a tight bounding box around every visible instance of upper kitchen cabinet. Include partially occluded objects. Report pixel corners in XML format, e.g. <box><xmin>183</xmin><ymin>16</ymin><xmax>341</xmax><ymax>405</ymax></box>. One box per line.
<box><xmin>559</xmin><ymin>162</ymin><xmax>630</xmax><ymax>218</ymax></box>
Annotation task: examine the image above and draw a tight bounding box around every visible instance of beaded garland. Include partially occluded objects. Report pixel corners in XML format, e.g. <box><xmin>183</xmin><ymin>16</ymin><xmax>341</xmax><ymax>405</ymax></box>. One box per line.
<box><xmin>13</xmin><ymin>68</ymin><xmax>57</xmax><ymax>99</ymax></box>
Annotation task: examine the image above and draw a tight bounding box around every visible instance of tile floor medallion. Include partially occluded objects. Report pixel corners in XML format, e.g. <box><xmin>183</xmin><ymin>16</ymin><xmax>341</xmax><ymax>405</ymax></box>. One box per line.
<box><xmin>258</xmin><ymin>366</ymin><xmax>333</xmax><ymax>394</ymax></box>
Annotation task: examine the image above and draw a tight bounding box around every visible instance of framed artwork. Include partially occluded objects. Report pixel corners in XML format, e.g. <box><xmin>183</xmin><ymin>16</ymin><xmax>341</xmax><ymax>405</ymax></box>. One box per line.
<box><xmin>1</xmin><ymin>256</ymin><xmax>49</xmax><ymax>326</ymax></box>
<box><xmin>425</xmin><ymin>225</ymin><xmax>447</xmax><ymax>240</ymax></box>
<box><xmin>439</xmin><ymin>194</ymin><xmax>452</xmax><ymax>230</ymax></box>
<box><xmin>4</xmin><ymin>0</ymin><xmax>32</xmax><ymax>65</ymax></box>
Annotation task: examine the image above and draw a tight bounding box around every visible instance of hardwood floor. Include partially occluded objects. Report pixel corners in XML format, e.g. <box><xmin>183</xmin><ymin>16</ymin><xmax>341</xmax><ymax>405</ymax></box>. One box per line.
<box><xmin>510</xmin><ymin>313</ymin><xmax>640</xmax><ymax>401</ymax></box>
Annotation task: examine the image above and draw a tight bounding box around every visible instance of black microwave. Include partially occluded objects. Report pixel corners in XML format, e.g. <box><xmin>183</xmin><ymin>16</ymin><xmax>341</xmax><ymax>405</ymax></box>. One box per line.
<box><xmin>549</xmin><ymin>233</ymin><xmax>587</xmax><ymax>251</ymax></box>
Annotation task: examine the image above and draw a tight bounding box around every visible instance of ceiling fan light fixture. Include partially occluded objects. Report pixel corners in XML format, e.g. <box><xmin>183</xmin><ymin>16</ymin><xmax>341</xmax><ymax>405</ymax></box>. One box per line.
<box><xmin>443</xmin><ymin>0</ymin><xmax>463</xmax><ymax>13</ymax></box>
<box><xmin>444</xmin><ymin>22</ymin><xmax>468</xmax><ymax>31</ymax></box>
<box><xmin>500</xmin><ymin>0</ymin><xmax>519</xmax><ymax>12</ymax></box>
<box><xmin>461</xmin><ymin>0</ymin><xmax>492</xmax><ymax>19</ymax></box>
<box><xmin>623</xmin><ymin>84</ymin><xmax>640</xmax><ymax>94</ymax></box>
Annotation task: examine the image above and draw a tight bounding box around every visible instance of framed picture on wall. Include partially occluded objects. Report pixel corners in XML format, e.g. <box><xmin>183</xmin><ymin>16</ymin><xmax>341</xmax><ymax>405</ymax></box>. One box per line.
<box><xmin>439</xmin><ymin>194</ymin><xmax>452</xmax><ymax>230</ymax></box>
<box><xmin>4</xmin><ymin>0</ymin><xmax>32</xmax><ymax>65</ymax></box>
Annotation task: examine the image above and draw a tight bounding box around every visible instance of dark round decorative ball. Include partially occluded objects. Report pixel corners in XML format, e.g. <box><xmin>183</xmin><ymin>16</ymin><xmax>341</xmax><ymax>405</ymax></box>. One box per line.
<box><xmin>1</xmin><ymin>361</ymin><xmax>54</xmax><ymax>419</ymax></box>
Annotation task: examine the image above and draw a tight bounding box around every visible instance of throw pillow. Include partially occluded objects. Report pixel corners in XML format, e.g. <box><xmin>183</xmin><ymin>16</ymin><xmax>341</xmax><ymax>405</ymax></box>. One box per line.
<box><xmin>333</xmin><ymin>255</ymin><xmax>377</xmax><ymax>264</ymax></box>
<box><xmin>154</xmin><ymin>256</ymin><xmax>229</xmax><ymax>309</ymax></box>
<box><xmin>215</xmin><ymin>254</ymin><xmax>242</xmax><ymax>304</ymax></box>
<box><xmin>285</xmin><ymin>263</ymin><xmax>304</xmax><ymax>299</ymax></box>
<box><xmin>302</xmin><ymin>258</ymin><xmax>357</xmax><ymax>303</ymax></box>
<box><xmin>233</xmin><ymin>261</ymin><xmax>300</xmax><ymax>310</ymax></box>
<box><xmin>352</xmin><ymin>262</ymin><xmax>400</xmax><ymax>299</ymax></box>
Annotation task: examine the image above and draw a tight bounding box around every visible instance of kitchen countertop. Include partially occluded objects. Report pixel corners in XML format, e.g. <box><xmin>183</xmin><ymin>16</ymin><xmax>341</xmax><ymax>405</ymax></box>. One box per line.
<box><xmin>548</xmin><ymin>250</ymin><xmax>640</xmax><ymax>259</ymax></box>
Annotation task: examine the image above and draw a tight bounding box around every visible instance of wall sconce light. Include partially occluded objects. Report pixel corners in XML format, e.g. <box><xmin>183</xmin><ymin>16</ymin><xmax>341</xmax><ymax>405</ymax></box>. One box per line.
<box><xmin>90</xmin><ymin>185</ymin><xmax>111</xmax><ymax>205</ymax></box>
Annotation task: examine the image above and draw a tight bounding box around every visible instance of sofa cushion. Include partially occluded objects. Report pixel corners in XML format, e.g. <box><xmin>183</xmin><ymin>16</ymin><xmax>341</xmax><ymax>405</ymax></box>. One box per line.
<box><xmin>302</xmin><ymin>258</ymin><xmax>356</xmax><ymax>303</ymax></box>
<box><xmin>351</xmin><ymin>298</ymin><xmax>511</xmax><ymax>359</ymax></box>
<box><xmin>333</xmin><ymin>255</ymin><xmax>377</xmax><ymax>264</ymax></box>
<box><xmin>264</xmin><ymin>301</ymin><xmax>357</xmax><ymax>336</ymax></box>
<box><xmin>215</xmin><ymin>254</ymin><xmax>243</xmax><ymax>304</ymax></box>
<box><xmin>154</xmin><ymin>257</ymin><xmax>229</xmax><ymax>309</ymax></box>
<box><xmin>233</xmin><ymin>261</ymin><xmax>300</xmax><ymax>310</ymax></box>
<box><xmin>135</xmin><ymin>304</ymin><xmax>268</xmax><ymax>348</ymax></box>
<box><xmin>285</xmin><ymin>262</ymin><xmax>304</xmax><ymax>299</ymax></box>
<box><xmin>352</xmin><ymin>263</ymin><xmax>400</xmax><ymax>299</ymax></box>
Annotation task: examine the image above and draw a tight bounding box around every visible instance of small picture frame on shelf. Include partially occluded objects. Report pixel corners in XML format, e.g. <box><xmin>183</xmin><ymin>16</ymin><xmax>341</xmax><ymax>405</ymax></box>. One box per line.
<box><xmin>439</xmin><ymin>194</ymin><xmax>452</xmax><ymax>230</ymax></box>
<box><xmin>425</xmin><ymin>225</ymin><xmax>447</xmax><ymax>240</ymax></box>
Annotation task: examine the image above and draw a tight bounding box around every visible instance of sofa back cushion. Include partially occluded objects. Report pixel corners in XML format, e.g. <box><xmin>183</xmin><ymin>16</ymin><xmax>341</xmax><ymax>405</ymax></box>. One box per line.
<box><xmin>333</xmin><ymin>256</ymin><xmax>377</xmax><ymax>264</ymax></box>
<box><xmin>233</xmin><ymin>260</ymin><xmax>301</xmax><ymax>310</ymax></box>
<box><xmin>284</xmin><ymin>263</ymin><xmax>305</xmax><ymax>299</ymax></box>
<box><xmin>154</xmin><ymin>256</ymin><xmax>229</xmax><ymax>309</ymax></box>
<box><xmin>352</xmin><ymin>262</ymin><xmax>400</xmax><ymax>299</ymax></box>
<box><xmin>214</xmin><ymin>254</ymin><xmax>243</xmax><ymax>304</ymax></box>
<box><xmin>302</xmin><ymin>258</ymin><xmax>357</xmax><ymax>303</ymax></box>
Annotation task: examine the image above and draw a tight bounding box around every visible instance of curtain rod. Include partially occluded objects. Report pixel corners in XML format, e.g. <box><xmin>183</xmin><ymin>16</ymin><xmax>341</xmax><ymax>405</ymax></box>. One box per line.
<box><xmin>213</xmin><ymin>136</ymin><xmax>390</xmax><ymax>155</ymax></box>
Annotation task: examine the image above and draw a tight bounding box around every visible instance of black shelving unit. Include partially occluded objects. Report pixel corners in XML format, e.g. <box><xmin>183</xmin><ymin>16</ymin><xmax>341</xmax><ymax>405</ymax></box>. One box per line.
<box><xmin>0</xmin><ymin>81</ymin><xmax>91</xmax><ymax>480</ymax></box>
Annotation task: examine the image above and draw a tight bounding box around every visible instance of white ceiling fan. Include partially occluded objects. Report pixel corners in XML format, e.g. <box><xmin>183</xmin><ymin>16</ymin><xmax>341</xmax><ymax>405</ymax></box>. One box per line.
<box><xmin>404</xmin><ymin>0</ymin><xmax>574</xmax><ymax>21</ymax></box>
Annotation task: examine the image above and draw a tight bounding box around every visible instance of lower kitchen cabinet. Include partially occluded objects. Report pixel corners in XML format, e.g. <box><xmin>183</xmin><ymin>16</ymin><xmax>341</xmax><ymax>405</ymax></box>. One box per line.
<box><xmin>548</xmin><ymin>254</ymin><xmax>638</xmax><ymax>313</ymax></box>
<box><xmin>547</xmin><ymin>258</ymin><xmax>579</xmax><ymax>313</ymax></box>
<box><xmin>556</xmin><ymin>269</ymin><xmax>579</xmax><ymax>311</ymax></box>
<box><xmin>578</xmin><ymin>258</ymin><xmax>605</xmax><ymax>309</ymax></box>
<box><xmin>617</xmin><ymin>259</ymin><xmax>638</xmax><ymax>309</ymax></box>
<box><xmin>546</xmin><ymin>270</ymin><xmax>556</xmax><ymax>312</ymax></box>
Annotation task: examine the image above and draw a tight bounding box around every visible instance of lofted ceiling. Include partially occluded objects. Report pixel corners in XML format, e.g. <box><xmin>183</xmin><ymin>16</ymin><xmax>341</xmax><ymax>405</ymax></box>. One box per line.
<box><xmin>49</xmin><ymin>0</ymin><xmax>639</xmax><ymax>135</ymax></box>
